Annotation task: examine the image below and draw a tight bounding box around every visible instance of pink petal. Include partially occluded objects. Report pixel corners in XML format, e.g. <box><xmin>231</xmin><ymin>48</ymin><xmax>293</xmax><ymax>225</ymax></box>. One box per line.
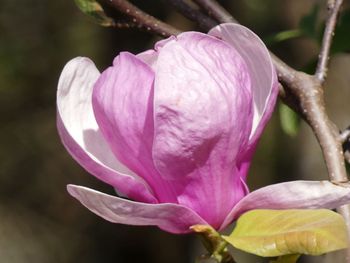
<box><xmin>152</xmin><ymin>32</ymin><xmax>253</xmax><ymax>228</ymax></box>
<box><xmin>92</xmin><ymin>52</ymin><xmax>176</xmax><ymax>203</ymax></box>
<box><xmin>209</xmin><ymin>23</ymin><xmax>278</xmax><ymax>142</ymax></box>
<box><xmin>209</xmin><ymin>23</ymin><xmax>279</xmax><ymax>180</ymax></box>
<box><xmin>136</xmin><ymin>36</ymin><xmax>176</xmax><ymax>69</ymax></box>
<box><xmin>220</xmin><ymin>180</ymin><xmax>350</xmax><ymax>230</ymax></box>
<box><xmin>57</xmin><ymin>57</ymin><xmax>156</xmax><ymax>203</ymax></box>
<box><xmin>67</xmin><ymin>185</ymin><xmax>208</xmax><ymax>234</ymax></box>
<box><xmin>136</xmin><ymin>49</ymin><xmax>158</xmax><ymax>69</ymax></box>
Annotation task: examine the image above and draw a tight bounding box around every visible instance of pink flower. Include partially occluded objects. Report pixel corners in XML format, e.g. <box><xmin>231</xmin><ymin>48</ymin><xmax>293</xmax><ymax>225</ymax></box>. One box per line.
<box><xmin>57</xmin><ymin>23</ymin><xmax>350</xmax><ymax>234</ymax></box>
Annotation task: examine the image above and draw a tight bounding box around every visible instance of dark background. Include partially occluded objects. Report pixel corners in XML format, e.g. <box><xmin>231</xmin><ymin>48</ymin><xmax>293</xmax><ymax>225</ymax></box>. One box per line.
<box><xmin>1</xmin><ymin>0</ymin><xmax>350</xmax><ymax>262</ymax></box>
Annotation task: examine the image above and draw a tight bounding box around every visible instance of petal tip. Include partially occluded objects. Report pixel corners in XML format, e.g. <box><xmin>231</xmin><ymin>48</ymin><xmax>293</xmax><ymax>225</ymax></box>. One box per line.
<box><xmin>66</xmin><ymin>184</ymin><xmax>80</xmax><ymax>198</ymax></box>
<box><xmin>60</xmin><ymin>57</ymin><xmax>95</xmax><ymax>75</ymax></box>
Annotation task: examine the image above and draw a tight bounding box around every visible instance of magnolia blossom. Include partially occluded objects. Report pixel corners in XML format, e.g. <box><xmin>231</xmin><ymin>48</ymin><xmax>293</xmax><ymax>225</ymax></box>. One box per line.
<box><xmin>57</xmin><ymin>23</ymin><xmax>350</xmax><ymax>234</ymax></box>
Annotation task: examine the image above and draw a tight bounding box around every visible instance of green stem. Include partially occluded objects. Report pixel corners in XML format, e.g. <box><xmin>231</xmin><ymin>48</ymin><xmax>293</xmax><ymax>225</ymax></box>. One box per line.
<box><xmin>191</xmin><ymin>225</ymin><xmax>236</xmax><ymax>263</ymax></box>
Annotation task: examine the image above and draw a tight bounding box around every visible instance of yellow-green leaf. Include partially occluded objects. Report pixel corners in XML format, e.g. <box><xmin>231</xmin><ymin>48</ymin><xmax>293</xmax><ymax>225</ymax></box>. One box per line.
<box><xmin>74</xmin><ymin>0</ymin><xmax>115</xmax><ymax>27</ymax></box>
<box><xmin>224</xmin><ymin>209</ymin><xmax>348</xmax><ymax>257</ymax></box>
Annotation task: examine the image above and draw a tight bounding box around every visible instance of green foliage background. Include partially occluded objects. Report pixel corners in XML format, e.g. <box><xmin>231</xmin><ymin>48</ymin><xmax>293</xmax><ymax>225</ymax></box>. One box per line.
<box><xmin>0</xmin><ymin>0</ymin><xmax>349</xmax><ymax>262</ymax></box>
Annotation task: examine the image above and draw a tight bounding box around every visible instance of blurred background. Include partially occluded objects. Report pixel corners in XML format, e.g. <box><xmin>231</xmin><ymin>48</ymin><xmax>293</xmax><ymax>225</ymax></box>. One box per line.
<box><xmin>1</xmin><ymin>0</ymin><xmax>350</xmax><ymax>262</ymax></box>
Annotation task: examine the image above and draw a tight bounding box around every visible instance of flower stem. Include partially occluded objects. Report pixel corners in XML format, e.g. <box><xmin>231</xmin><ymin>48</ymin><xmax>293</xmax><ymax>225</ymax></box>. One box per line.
<box><xmin>191</xmin><ymin>225</ymin><xmax>236</xmax><ymax>263</ymax></box>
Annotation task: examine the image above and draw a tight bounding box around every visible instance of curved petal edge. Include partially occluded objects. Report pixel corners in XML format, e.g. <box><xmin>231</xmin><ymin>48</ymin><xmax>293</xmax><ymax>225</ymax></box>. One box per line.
<box><xmin>209</xmin><ymin>23</ymin><xmax>278</xmax><ymax>142</ymax></box>
<box><xmin>220</xmin><ymin>180</ymin><xmax>350</xmax><ymax>230</ymax></box>
<box><xmin>67</xmin><ymin>185</ymin><xmax>208</xmax><ymax>234</ymax></box>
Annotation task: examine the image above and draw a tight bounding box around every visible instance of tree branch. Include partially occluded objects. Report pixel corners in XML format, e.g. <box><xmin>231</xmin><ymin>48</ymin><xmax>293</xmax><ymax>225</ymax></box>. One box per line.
<box><xmin>110</xmin><ymin>20</ymin><xmax>139</xmax><ymax>29</ymax></box>
<box><xmin>165</xmin><ymin>0</ymin><xmax>218</xmax><ymax>30</ymax></box>
<box><xmin>192</xmin><ymin>0</ymin><xmax>236</xmax><ymax>23</ymax></box>
<box><xmin>315</xmin><ymin>0</ymin><xmax>344</xmax><ymax>83</ymax></box>
<box><xmin>101</xmin><ymin>0</ymin><xmax>181</xmax><ymax>37</ymax></box>
<box><xmin>293</xmin><ymin>74</ymin><xmax>347</xmax><ymax>182</ymax></box>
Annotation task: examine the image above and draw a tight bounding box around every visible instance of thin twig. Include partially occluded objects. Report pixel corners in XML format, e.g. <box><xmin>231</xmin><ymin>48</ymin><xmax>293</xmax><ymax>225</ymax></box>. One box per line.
<box><xmin>192</xmin><ymin>0</ymin><xmax>236</xmax><ymax>23</ymax></box>
<box><xmin>315</xmin><ymin>0</ymin><xmax>344</xmax><ymax>83</ymax></box>
<box><xmin>165</xmin><ymin>0</ymin><xmax>217</xmax><ymax>30</ymax></box>
<box><xmin>111</xmin><ymin>21</ymin><xmax>139</xmax><ymax>29</ymax></box>
<box><xmin>102</xmin><ymin>0</ymin><xmax>181</xmax><ymax>37</ymax></box>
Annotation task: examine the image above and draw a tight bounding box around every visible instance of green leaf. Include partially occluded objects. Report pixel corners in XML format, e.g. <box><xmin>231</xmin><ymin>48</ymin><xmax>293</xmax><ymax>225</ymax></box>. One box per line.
<box><xmin>223</xmin><ymin>209</ymin><xmax>348</xmax><ymax>257</ymax></box>
<box><xmin>279</xmin><ymin>103</ymin><xmax>300</xmax><ymax>137</ymax></box>
<box><xmin>74</xmin><ymin>0</ymin><xmax>115</xmax><ymax>27</ymax></box>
